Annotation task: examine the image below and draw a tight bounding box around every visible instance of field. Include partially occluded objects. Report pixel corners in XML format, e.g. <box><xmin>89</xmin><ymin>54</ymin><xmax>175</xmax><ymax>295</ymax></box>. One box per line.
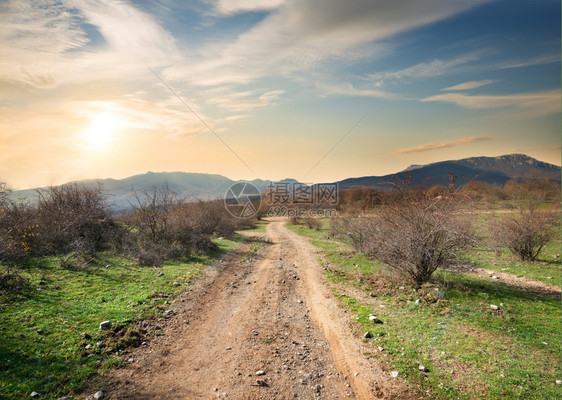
<box><xmin>1</xmin><ymin>201</ymin><xmax>560</xmax><ymax>399</ymax></box>
<box><xmin>288</xmin><ymin>213</ymin><xmax>561</xmax><ymax>399</ymax></box>
<box><xmin>0</xmin><ymin>236</ymin><xmax>243</xmax><ymax>400</ymax></box>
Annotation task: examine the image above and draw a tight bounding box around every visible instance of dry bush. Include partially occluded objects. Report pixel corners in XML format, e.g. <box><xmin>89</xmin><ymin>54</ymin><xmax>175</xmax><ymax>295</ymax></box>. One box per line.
<box><xmin>330</xmin><ymin>213</ymin><xmax>378</xmax><ymax>252</ymax></box>
<box><xmin>490</xmin><ymin>207</ymin><xmax>556</xmax><ymax>261</ymax></box>
<box><xmin>301</xmin><ymin>217</ymin><xmax>322</xmax><ymax>231</ymax></box>
<box><xmin>0</xmin><ymin>200</ymin><xmax>38</xmax><ymax>262</ymax></box>
<box><xmin>127</xmin><ymin>186</ymin><xmax>252</xmax><ymax>264</ymax></box>
<box><xmin>365</xmin><ymin>190</ymin><xmax>475</xmax><ymax>285</ymax></box>
<box><xmin>35</xmin><ymin>183</ymin><xmax>114</xmax><ymax>259</ymax></box>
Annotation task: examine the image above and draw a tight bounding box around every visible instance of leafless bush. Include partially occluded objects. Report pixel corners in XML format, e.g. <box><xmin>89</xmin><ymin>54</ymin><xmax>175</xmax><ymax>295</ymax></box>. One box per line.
<box><xmin>364</xmin><ymin>190</ymin><xmax>475</xmax><ymax>285</ymax></box>
<box><xmin>129</xmin><ymin>184</ymin><xmax>179</xmax><ymax>242</ymax></box>
<box><xmin>490</xmin><ymin>207</ymin><xmax>556</xmax><ymax>261</ymax></box>
<box><xmin>35</xmin><ymin>183</ymin><xmax>114</xmax><ymax>258</ymax></box>
<box><xmin>301</xmin><ymin>217</ymin><xmax>322</xmax><ymax>230</ymax></box>
<box><xmin>330</xmin><ymin>213</ymin><xmax>378</xmax><ymax>253</ymax></box>
<box><xmin>0</xmin><ymin>199</ymin><xmax>38</xmax><ymax>262</ymax></box>
<box><xmin>127</xmin><ymin>186</ymin><xmax>251</xmax><ymax>263</ymax></box>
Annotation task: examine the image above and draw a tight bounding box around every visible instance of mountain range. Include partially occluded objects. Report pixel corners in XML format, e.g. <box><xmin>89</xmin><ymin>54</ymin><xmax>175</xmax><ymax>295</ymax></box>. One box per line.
<box><xmin>9</xmin><ymin>154</ymin><xmax>560</xmax><ymax>211</ymax></box>
<box><xmin>335</xmin><ymin>153</ymin><xmax>560</xmax><ymax>190</ymax></box>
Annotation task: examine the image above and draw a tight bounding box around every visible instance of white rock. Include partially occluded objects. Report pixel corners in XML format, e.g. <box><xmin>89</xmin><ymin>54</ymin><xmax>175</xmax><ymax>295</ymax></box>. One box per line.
<box><xmin>556</xmin><ymin>379</ymin><xmax>561</xmax><ymax>385</ymax></box>
<box><xmin>418</xmin><ymin>364</ymin><xmax>428</xmax><ymax>372</ymax></box>
<box><xmin>490</xmin><ymin>304</ymin><xmax>499</xmax><ymax>310</ymax></box>
<box><xmin>369</xmin><ymin>315</ymin><xmax>378</xmax><ymax>322</ymax></box>
<box><xmin>256</xmin><ymin>370</ymin><xmax>266</xmax><ymax>376</ymax></box>
<box><xmin>173</xmin><ymin>281</ymin><xmax>181</xmax><ymax>286</ymax></box>
<box><xmin>30</xmin><ymin>392</ymin><xmax>39</xmax><ymax>398</ymax></box>
<box><xmin>415</xmin><ymin>299</ymin><xmax>421</xmax><ymax>304</ymax></box>
<box><xmin>363</xmin><ymin>331</ymin><xmax>373</xmax><ymax>339</ymax></box>
<box><xmin>93</xmin><ymin>390</ymin><xmax>104</xmax><ymax>400</ymax></box>
<box><xmin>391</xmin><ymin>371</ymin><xmax>399</xmax><ymax>378</ymax></box>
<box><xmin>99</xmin><ymin>321</ymin><xmax>111</xmax><ymax>330</ymax></box>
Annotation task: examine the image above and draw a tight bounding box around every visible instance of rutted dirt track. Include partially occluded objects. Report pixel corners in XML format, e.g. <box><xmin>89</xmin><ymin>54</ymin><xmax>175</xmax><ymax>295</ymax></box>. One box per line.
<box><xmin>104</xmin><ymin>219</ymin><xmax>416</xmax><ymax>399</ymax></box>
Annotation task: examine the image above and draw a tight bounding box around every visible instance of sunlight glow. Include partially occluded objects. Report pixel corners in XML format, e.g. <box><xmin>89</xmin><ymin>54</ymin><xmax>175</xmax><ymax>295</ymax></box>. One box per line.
<box><xmin>82</xmin><ymin>112</ymin><xmax>120</xmax><ymax>150</ymax></box>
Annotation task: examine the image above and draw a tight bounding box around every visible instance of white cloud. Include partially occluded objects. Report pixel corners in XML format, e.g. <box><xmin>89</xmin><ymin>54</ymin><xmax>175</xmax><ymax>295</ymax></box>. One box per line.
<box><xmin>69</xmin><ymin>0</ymin><xmax>179</xmax><ymax>62</ymax></box>
<box><xmin>0</xmin><ymin>0</ymin><xmax>179</xmax><ymax>89</ymax></box>
<box><xmin>0</xmin><ymin>0</ymin><xmax>88</xmax><ymax>88</ymax></box>
<box><xmin>167</xmin><ymin>0</ymin><xmax>491</xmax><ymax>87</ymax></box>
<box><xmin>369</xmin><ymin>53</ymin><xmax>483</xmax><ymax>84</ymax></box>
<box><xmin>421</xmin><ymin>90</ymin><xmax>561</xmax><ymax>118</ymax></box>
<box><xmin>212</xmin><ymin>0</ymin><xmax>286</xmax><ymax>15</ymax></box>
<box><xmin>316</xmin><ymin>82</ymin><xmax>390</xmax><ymax>98</ymax></box>
<box><xmin>209</xmin><ymin>89</ymin><xmax>285</xmax><ymax>111</ymax></box>
<box><xmin>495</xmin><ymin>54</ymin><xmax>560</xmax><ymax>70</ymax></box>
<box><xmin>443</xmin><ymin>80</ymin><xmax>494</xmax><ymax>91</ymax></box>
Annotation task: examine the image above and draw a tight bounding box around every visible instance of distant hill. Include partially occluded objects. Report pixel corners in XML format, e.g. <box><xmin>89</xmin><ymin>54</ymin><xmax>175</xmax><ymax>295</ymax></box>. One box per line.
<box><xmin>9</xmin><ymin>154</ymin><xmax>560</xmax><ymax>211</ymax></box>
<box><xmin>335</xmin><ymin>154</ymin><xmax>561</xmax><ymax>190</ymax></box>
<box><xmin>10</xmin><ymin>172</ymin><xmax>276</xmax><ymax>213</ymax></box>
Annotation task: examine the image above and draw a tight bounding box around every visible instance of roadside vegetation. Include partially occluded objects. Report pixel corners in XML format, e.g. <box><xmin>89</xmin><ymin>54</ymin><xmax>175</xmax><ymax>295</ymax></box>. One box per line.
<box><xmin>288</xmin><ymin>177</ymin><xmax>561</xmax><ymax>399</ymax></box>
<box><xmin>0</xmin><ymin>182</ymin><xmax>253</xmax><ymax>400</ymax></box>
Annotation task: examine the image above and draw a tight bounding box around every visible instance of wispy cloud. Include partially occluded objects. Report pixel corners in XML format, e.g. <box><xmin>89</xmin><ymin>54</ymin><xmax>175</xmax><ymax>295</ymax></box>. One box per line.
<box><xmin>369</xmin><ymin>52</ymin><xmax>484</xmax><ymax>83</ymax></box>
<box><xmin>0</xmin><ymin>0</ymin><xmax>179</xmax><ymax>89</ymax></box>
<box><xmin>421</xmin><ymin>90</ymin><xmax>561</xmax><ymax>117</ymax></box>
<box><xmin>316</xmin><ymin>82</ymin><xmax>390</xmax><ymax>98</ymax></box>
<box><xmin>70</xmin><ymin>0</ymin><xmax>178</xmax><ymax>62</ymax></box>
<box><xmin>0</xmin><ymin>0</ymin><xmax>88</xmax><ymax>88</ymax></box>
<box><xmin>443</xmin><ymin>80</ymin><xmax>494</xmax><ymax>91</ymax></box>
<box><xmin>396</xmin><ymin>136</ymin><xmax>492</xmax><ymax>154</ymax></box>
<box><xmin>211</xmin><ymin>0</ymin><xmax>286</xmax><ymax>15</ymax></box>
<box><xmin>208</xmin><ymin>89</ymin><xmax>285</xmax><ymax>111</ymax></box>
<box><xmin>167</xmin><ymin>0</ymin><xmax>491</xmax><ymax>87</ymax></box>
<box><xmin>495</xmin><ymin>54</ymin><xmax>560</xmax><ymax>70</ymax></box>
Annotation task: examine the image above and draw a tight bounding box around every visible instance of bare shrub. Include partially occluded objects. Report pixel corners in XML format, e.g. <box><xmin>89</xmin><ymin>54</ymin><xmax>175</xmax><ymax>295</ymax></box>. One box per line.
<box><xmin>301</xmin><ymin>217</ymin><xmax>322</xmax><ymax>231</ymax></box>
<box><xmin>0</xmin><ymin>199</ymin><xmax>38</xmax><ymax>262</ymax></box>
<box><xmin>366</xmin><ymin>190</ymin><xmax>475</xmax><ymax>285</ymax></box>
<box><xmin>330</xmin><ymin>213</ymin><xmax>378</xmax><ymax>253</ymax></box>
<box><xmin>490</xmin><ymin>207</ymin><xmax>556</xmax><ymax>261</ymax></box>
<box><xmin>129</xmin><ymin>184</ymin><xmax>179</xmax><ymax>242</ymax></box>
<box><xmin>127</xmin><ymin>186</ymin><xmax>251</xmax><ymax>263</ymax></box>
<box><xmin>36</xmin><ymin>183</ymin><xmax>113</xmax><ymax>258</ymax></box>
<box><xmin>288</xmin><ymin>216</ymin><xmax>299</xmax><ymax>225</ymax></box>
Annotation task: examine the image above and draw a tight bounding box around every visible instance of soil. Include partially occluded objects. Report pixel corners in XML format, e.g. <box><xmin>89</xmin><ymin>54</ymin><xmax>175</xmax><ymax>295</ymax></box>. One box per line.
<box><xmin>101</xmin><ymin>219</ymin><xmax>418</xmax><ymax>400</ymax></box>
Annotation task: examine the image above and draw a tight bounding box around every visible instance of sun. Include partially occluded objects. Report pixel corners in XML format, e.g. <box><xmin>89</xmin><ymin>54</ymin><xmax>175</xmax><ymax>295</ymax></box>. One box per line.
<box><xmin>83</xmin><ymin>112</ymin><xmax>119</xmax><ymax>150</ymax></box>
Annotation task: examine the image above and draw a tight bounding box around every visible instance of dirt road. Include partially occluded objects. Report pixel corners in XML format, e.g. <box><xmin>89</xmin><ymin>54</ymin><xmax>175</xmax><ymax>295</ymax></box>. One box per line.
<box><xmin>104</xmin><ymin>219</ymin><xmax>415</xmax><ymax>399</ymax></box>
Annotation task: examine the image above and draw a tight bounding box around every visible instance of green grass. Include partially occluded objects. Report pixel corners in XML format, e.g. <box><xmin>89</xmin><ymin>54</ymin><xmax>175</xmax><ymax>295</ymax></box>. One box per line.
<box><xmin>246</xmin><ymin>219</ymin><xmax>269</xmax><ymax>234</ymax></box>
<box><xmin>291</xmin><ymin>218</ymin><xmax>562</xmax><ymax>400</ymax></box>
<box><xmin>462</xmin><ymin>244</ymin><xmax>561</xmax><ymax>285</ymax></box>
<box><xmin>0</xmin><ymin>236</ymin><xmax>242</xmax><ymax>400</ymax></box>
<box><xmin>464</xmin><ymin>210</ymin><xmax>561</xmax><ymax>285</ymax></box>
<box><xmin>244</xmin><ymin>237</ymin><xmax>269</xmax><ymax>259</ymax></box>
<box><xmin>286</xmin><ymin>219</ymin><xmax>331</xmax><ymax>240</ymax></box>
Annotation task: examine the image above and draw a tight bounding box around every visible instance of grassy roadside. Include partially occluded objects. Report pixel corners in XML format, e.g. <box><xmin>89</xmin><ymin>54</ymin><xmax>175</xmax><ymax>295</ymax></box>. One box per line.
<box><xmin>287</xmin><ymin>221</ymin><xmax>562</xmax><ymax>399</ymax></box>
<box><xmin>246</xmin><ymin>219</ymin><xmax>269</xmax><ymax>234</ymax></box>
<box><xmin>0</xmin><ymin>236</ymin><xmax>243</xmax><ymax>400</ymax></box>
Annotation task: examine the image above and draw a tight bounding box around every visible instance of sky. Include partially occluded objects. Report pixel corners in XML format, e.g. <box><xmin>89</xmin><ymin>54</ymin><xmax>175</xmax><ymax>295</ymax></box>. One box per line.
<box><xmin>1</xmin><ymin>0</ymin><xmax>560</xmax><ymax>189</ymax></box>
